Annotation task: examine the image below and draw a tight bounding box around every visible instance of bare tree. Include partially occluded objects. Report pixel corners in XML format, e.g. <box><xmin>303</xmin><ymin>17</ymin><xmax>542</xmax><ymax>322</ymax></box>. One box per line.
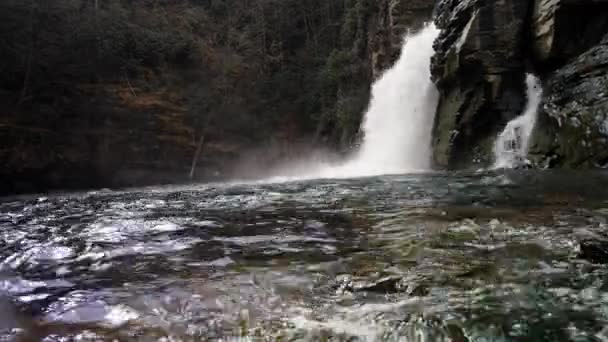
<box><xmin>19</xmin><ymin>0</ymin><xmax>37</xmax><ymax>104</ymax></box>
<box><xmin>189</xmin><ymin>113</ymin><xmax>213</xmax><ymax>180</ymax></box>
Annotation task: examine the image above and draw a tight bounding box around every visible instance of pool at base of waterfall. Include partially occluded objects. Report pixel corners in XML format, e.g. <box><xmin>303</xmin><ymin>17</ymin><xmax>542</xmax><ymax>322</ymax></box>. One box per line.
<box><xmin>2</xmin><ymin>170</ymin><xmax>608</xmax><ymax>341</ymax></box>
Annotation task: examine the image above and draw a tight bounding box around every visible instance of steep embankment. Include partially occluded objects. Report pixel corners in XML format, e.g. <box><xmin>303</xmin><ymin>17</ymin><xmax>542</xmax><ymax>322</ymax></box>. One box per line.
<box><xmin>0</xmin><ymin>0</ymin><xmax>421</xmax><ymax>194</ymax></box>
<box><xmin>430</xmin><ymin>0</ymin><xmax>608</xmax><ymax>169</ymax></box>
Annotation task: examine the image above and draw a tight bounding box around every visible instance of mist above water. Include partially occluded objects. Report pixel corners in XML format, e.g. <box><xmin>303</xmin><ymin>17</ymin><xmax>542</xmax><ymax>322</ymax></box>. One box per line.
<box><xmin>265</xmin><ymin>24</ymin><xmax>440</xmax><ymax>182</ymax></box>
<box><xmin>493</xmin><ymin>74</ymin><xmax>543</xmax><ymax>169</ymax></box>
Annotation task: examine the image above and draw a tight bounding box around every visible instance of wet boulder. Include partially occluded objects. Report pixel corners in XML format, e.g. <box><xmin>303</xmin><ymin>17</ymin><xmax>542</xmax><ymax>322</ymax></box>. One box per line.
<box><xmin>578</xmin><ymin>239</ymin><xmax>608</xmax><ymax>264</ymax></box>
<box><xmin>430</xmin><ymin>0</ymin><xmax>529</xmax><ymax>169</ymax></box>
<box><xmin>357</xmin><ymin>277</ymin><xmax>430</xmax><ymax>296</ymax></box>
<box><xmin>353</xmin><ymin>276</ymin><xmax>405</xmax><ymax>293</ymax></box>
<box><xmin>334</xmin><ymin>275</ymin><xmax>430</xmax><ymax>296</ymax></box>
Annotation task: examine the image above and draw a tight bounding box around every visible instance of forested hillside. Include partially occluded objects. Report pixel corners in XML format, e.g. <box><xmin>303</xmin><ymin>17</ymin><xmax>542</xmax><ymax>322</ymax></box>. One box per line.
<box><xmin>0</xmin><ymin>0</ymin><xmax>390</xmax><ymax>194</ymax></box>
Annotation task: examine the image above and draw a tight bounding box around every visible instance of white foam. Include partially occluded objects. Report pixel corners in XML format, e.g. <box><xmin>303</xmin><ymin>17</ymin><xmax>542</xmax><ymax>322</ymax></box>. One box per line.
<box><xmin>493</xmin><ymin>74</ymin><xmax>543</xmax><ymax>169</ymax></box>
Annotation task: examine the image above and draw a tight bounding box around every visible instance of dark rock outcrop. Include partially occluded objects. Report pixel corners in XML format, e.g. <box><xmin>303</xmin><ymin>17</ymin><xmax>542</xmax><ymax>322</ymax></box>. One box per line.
<box><xmin>579</xmin><ymin>239</ymin><xmax>608</xmax><ymax>264</ymax></box>
<box><xmin>430</xmin><ymin>0</ymin><xmax>530</xmax><ymax>169</ymax></box>
<box><xmin>532</xmin><ymin>0</ymin><xmax>608</xmax><ymax>71</ymax></box>
<box><xmin>333</xmin><ymin>275</ymin><xmax>430</xmax><ymax>296</ymax></box>
<box><xmin>430</xmin><ymin>0</ymin><xmax>608</xmax><ymax>169</ymax></box>
<box><xmin>371</xmin><ymin>0</ymin><xmax>436</xmax><ymax>77</ymax></box>
<box><xmin>529</xmin><ymin>33</ymin><xmax>608</xmax><ymax>168</ymax></box>
<box><xmin>528</xmin><ymin>0</ymin><xmax>608</xmax><ymax>168</ymax></box>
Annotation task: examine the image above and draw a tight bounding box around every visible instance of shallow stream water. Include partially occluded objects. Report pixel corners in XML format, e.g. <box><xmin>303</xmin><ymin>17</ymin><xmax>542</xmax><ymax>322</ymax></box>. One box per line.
<box><xmin>2</xmin><ymin>170</ymin><xmax>608</xmax><ymax>341</ymax></box>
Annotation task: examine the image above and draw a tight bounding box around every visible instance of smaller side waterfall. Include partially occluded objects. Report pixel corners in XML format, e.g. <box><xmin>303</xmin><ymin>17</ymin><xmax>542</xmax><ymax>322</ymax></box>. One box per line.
<box><xmin>493</xmin><ymin>74</ymin><xmax>543</xmax><ymax>169</ymax></box>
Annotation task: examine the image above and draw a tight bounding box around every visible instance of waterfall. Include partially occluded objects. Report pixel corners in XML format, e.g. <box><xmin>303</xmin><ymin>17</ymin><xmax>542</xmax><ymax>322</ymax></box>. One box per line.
<box><xmin>263</xmin><ymin>24</ymin><xmax>440</xmax><ymax>181</ymax></box>
<box><xmin>343</xmin><ymin>24</ymin><xmax>440</xmax><ymax>176</ymax></box>
<box><xmin>493</xmin><ymin>74</ymin><xmax>543</xmax><ymax>169</ymax></box>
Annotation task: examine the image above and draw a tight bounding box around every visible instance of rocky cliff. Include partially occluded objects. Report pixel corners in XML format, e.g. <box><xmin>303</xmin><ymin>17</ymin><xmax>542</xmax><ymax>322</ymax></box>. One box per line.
<box><xmin>430</xmin><ymin>0</ymin><xmax>608</xmax><ymax>169</ymax></box>
<box><xmin>370</xmin><ymin>0</ymin><xmax>436</xmax><ymax>77</ymax></box>
<box><xmin>528</xmin><ymin>0</ymin><xmax>608</xmax><ymax>168</ymax></box>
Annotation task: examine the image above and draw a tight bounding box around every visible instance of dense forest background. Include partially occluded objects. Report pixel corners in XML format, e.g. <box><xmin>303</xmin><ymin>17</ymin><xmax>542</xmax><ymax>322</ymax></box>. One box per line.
<box><xmin>4</xmin><ymin>0</ymin><xmax>606</xmax><ymax>193</ymax></box>
<box><xmin>1</xmin><ymin>0</ymin><xmax>392</xmax><ymax>193</ymax></box>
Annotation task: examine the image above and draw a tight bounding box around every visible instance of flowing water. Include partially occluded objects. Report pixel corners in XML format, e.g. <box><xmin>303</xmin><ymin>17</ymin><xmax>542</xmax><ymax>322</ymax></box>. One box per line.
<box><xmin>269</xmin><ymin>24</ymin><xmax>439</xmax><ymax>181</ymax></box>
<box><xmin>493</xmin><ymin>75</ymin><xmax>543</xmax><ymax>169</ymax></box>
<box><xmin>3</xmin><ymin>170</ymin><xmax>608</xmax><ymax>341</ymax></box>
<box><xmin>1</xmin><ymin>20</ymin><xmax>604</xmax><ymax>342</ymax></box>
<box><xmin>345</xmin><ymin>24</ymin><xmax>439</xmax><ymax>175</ymax></box>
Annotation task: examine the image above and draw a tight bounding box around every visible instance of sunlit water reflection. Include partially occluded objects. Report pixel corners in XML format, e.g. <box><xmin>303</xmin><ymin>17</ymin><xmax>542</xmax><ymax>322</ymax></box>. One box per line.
<box><xmin>2</xmin><ymin>170</ymin><xmax>608</xmax><ymax>341</ymax></box>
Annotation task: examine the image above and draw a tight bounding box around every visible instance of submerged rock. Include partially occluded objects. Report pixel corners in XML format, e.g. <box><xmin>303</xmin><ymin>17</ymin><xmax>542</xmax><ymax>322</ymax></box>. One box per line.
<box><xmin>385</xmin><ymin>315</ymin><xmax>469</xmax><ymax>342</ymax></box>
<box><xmin>333</xmin><ymin>275</ymin><xmax>430</xmax><ymax>296</ymax></box>
<box><xmin>353</xmin><ymin>276</ymin><xmax>405</xmax><ymax>293</ymax></box>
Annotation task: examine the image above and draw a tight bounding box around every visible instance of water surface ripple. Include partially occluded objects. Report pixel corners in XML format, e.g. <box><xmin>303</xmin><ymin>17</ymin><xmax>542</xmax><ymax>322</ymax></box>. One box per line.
<box><xmin>2</xmin><ymin>170</ymin><xmax>608</xmax><ymax>341</ymax></box>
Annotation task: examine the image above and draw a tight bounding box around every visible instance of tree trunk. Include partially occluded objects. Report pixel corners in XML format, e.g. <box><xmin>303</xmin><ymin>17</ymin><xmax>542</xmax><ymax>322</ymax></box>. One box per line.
<box><xmin>19</xmin><ymin>51</ymin><xmax>33</xmax><ymax>104</ymax></box>
<box><xmin>189</xmin><ymin>114</ymin><xmax>213</xmax><ymax>180</ymax></box>
<box><xmin>125</xmin><ymin>75</ymin><xmax>137</xmax><ymax>97</ymax></box>
<box><xmin>19</xmin><ymin>0</ymin><xmax>36</xmax><ymax>105</ymax></box>
<box><xmin>189</xmin><ymin>133</ymin><xmax>206</xmax><ymax>179</ymax></box>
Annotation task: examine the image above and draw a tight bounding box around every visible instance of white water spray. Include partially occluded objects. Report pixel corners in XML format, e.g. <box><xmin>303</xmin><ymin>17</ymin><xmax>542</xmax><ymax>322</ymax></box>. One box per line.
<box><xmin>266</xmin><ymin>24</ymin><xmax>441</xmax><ymax>181</ymax></box>
<box><xmin>493</xmin><ymin>74</ymin><xmax>543</xmax><ymax>169</ymax></box>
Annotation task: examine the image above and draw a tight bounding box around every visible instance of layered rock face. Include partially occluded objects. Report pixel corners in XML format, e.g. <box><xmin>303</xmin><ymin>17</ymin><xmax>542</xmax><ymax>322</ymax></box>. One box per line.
<box><xmin>528</xmin><ymin>0</ymin><xmax>608</xmax><ymax>168</ymax></box>
<box><xmin>531</xmin><ymin>0</ymin><xmax>608</xmax><ymax>70</ymax></box>
<box><xmin>370</xmin><ymin>0</ymin><xmax>436</xmax><ymax>77</ymax></box>
<box><xmin>431</xmin><ymin>0</ymin><xmax>608</xmax><ymax>169</ymax></box>
<box><xmin>431</xmin><ymin>0</ymin><xmax>530</xmax><ymax>168</ymax></box>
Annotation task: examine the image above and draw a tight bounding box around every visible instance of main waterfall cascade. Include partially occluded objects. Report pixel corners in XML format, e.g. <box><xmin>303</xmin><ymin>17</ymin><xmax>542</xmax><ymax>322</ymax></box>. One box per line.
<box><xmin>493</xmin><ymin>75</ymin><xmax>543</xmax><ymax>169</ymax></box>
<box><xmin>270</xmin><ymin>24</ymin><xmax>441</xmax><ymax>181</ymax></box>
<box><xmin>344</xmin><ymin>24</ymin><xmax>440</xmax><ymax>175</ymax></box>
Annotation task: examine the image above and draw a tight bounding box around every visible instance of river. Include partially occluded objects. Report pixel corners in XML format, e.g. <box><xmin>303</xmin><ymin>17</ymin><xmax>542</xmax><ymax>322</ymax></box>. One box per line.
<box><xmin>2</xmin><ymin>170</ymin><xmax>608</xmax><ymax>341</ymax></box>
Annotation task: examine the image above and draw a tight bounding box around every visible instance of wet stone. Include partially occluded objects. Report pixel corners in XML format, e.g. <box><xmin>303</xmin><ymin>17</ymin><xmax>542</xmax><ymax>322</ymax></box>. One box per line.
<box><xmin>579</xmin><ymin>239</ymin><xmax>608</xmax><ymax>264</ymax></box>
<box><xmin>353</xmin><ymin>276</ymin><xmax>405</xmax><ymax>294</ymax></box>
